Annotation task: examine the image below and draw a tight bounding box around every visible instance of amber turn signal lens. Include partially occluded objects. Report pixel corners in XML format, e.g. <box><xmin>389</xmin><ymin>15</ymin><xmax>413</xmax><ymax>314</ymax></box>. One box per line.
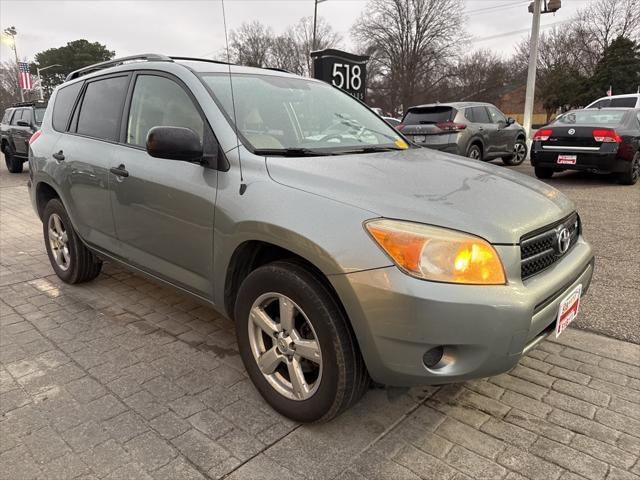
<box><xmin>366</xmin><ymin>220</ymin><xmax>506</xmax><ymax>285</ymax></box>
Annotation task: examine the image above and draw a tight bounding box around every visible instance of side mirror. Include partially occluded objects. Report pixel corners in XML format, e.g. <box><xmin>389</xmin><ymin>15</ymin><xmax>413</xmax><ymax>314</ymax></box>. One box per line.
<box><xmin>17</xmin><ymin>120</ymin><xmax>30</xmax><ymax>127</ymax></box>
<box><xmin>146</xmin><ymin>126</ymin><xmax>203</xmax><ymax>162</ymax></box>
<box><xmin>506</xmin><ymin>117</ymin><xmax>516</xmax><ymax>126</ymax></box>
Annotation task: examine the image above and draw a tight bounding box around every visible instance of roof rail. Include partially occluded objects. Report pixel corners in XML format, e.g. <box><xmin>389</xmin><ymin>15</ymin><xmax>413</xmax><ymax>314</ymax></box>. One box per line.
<box><xmin>9</xmin><ymin>101</ymin><xmax>48</xmax><ymax>108</ymax></box>
<box><xmin>65</xmin><ymin>53</ymin><xmax>173</xmax><ymax>81</ymax></box>
<box><xmin>170</xmin><ymin>56</ymin><xmax>234</xmax><ymax>66</ymax></box>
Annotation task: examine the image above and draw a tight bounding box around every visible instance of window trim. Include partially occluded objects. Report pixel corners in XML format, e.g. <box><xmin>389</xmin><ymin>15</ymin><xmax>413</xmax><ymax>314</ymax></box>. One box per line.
<box><xmin>70</xmin><ymin>72</ymin><xmax>133</xmax><ymax>144</ymax></box>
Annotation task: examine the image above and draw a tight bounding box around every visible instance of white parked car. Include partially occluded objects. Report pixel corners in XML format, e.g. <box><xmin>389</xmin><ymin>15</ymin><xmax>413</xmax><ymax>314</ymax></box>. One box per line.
<box><xmin>586</xmin><ymin>94</ymin><xmax>640</xmax><ymax>109</ymax></box>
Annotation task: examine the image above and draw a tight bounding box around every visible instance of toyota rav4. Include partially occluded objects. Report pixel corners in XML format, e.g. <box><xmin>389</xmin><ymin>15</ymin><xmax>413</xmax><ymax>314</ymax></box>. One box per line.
<box><xmin>28</xmin><ymin>54</ymin><xmax>594</xmax><ymax>422</ymax></box>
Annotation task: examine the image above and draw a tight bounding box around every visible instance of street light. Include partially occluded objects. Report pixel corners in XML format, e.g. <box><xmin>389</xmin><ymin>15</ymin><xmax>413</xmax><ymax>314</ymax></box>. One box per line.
<box><xmin>36</xmin><ymin>64</ymin><xmax>61</xmax><ymax>101</ymax></box>
<box><xmin>2</xmin><ymin>26</ymin><xmax>23</xmax><ymax>101</ymax></box>
<box><xmin>312</xmin><ymin>0</ymin><xmax>329</xmax><ymax>52</ymax></box>
<box><xmin>523</xmin><ymin>0</ymin><xmax>561</xmax><ymax>138</ymax></box>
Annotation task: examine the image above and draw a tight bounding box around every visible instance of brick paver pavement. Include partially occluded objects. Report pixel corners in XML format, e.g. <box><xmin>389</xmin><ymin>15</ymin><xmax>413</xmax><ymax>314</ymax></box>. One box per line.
<box><xmin>1</xmin><ymin>163</ymin><xmax>639</xmax><ymax>480</ymax></box>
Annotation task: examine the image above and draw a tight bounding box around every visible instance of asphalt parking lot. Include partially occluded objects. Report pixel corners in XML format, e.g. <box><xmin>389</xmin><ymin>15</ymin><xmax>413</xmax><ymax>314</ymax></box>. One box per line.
<box><xmin>1</xmin><ymin>157</ymin><xmax>639</xmax><ymax>480</ymax></box>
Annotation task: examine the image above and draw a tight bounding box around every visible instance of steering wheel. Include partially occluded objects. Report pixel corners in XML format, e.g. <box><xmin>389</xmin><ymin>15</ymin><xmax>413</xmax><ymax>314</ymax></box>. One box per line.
<box><xmin>316</xmin><ymin>133</ymin><xmax>345</xmax><ymax>144</ymax></box>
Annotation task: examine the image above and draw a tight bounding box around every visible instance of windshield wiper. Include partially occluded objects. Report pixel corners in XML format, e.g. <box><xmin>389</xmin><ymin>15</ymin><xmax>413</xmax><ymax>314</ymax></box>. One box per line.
<box><xmin>334</xmin><ymin>146</ymin><xmax>404</xmax><ymax>154</ymax></box>
<box><xmin>253</xmin><ymin>148</ymin><xmax>335</xmax><ymax>157</ymax></box>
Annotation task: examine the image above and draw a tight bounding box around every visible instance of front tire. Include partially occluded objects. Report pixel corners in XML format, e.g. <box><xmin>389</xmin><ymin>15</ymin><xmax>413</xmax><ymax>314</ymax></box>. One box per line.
<box><xmin>3</xmin><ymin>145</ymin><xmax>23</xmax><ymax>173</ymax></box>
<box><xmin>618</xmin><ymin>152</ymin><xmax>639</xmax><ymax>185</ymax></box>
<box><xmin>43</xmin><ymin>199</ymin><xmax>102</xmax><ymax>284</ymax></box>
<box><xmin>235</xmin><ymin>261</ymin><xmax>369</xmax><ymax>423</ymax></box>
<box><xmin>503</xmin><ymin>139</ymin><xmax>528</xmax><ymax>166</ymax></box>
<box><xmin>534</xmin><ymin>166</ymin><xmax>554</xmax><ymax>179</ymax></box>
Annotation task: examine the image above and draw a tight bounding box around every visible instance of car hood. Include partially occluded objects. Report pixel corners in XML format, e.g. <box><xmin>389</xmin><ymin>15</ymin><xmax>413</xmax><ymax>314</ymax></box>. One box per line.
<box><xmin>265</xmin><ymin>148</ymin><xmax>575</xmax><ymax>244</ymax></box>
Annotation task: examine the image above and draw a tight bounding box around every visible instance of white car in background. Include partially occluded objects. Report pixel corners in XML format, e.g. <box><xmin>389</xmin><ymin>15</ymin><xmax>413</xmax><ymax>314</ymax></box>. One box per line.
<box><xmin>586</xmin><ymin>94</ymin><xmax>640</xmax><ymax>108</ymax></box>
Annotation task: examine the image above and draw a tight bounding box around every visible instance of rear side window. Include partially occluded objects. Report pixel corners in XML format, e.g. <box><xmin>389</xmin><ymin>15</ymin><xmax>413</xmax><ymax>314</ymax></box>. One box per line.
<box><xmin>10</xmin><ymin>109</ymin><xmax>23</xmax><ymax>126</ymax></box>
<box><xmin>34</xmin><ymin>107</ymin><xmax>46</xmax><ymax>124</ymax></box>
<box><xmin>53</xmin><ymin>82</ymin><xmax>83</xmax><ymax>131</ymax></box>
<box><xmin>610</xmin><ymin>97</ymin><xmax>637</xmax><ymax>108</ymax></box>
<box><xmin>403</xmin><ymin>106</ymin><xmax>454</xmax><ymax>125</ymax></box>
<box><xmin>589</xmin><ymin>99</ymin><xmax>610</xmax><ymax>109</ymax></box>
<box><xmin>1</xmin><ymin>109</ymin><xmax>12</xmax><ymax>124</ymax></box>
<box><xmin>76</xmin><ymin>75</ymin><xmax>129</xmax><ymax>141</ymax></box>
<box><xmin>467</xmin><ymin>107</ymin><xmax>491</xmax><ymax>123</ymax></box>
<box><xmin>126</xmin><ymin>75</ymin><xmax>204</xmax><ymax>147</ymax></box>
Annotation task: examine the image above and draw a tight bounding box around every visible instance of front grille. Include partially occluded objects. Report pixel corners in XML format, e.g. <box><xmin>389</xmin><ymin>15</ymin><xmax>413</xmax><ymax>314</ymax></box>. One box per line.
<box><xmin>520</xmin><ymin>213</ymin><xmax>580</xmax><ymax>280</ymax></box>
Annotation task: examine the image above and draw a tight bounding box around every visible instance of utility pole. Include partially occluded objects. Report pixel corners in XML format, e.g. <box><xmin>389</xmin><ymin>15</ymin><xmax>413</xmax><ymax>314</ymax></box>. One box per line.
<box><xmin>312</xmin><ymin>0</ymin><xmax>328</xmax><ymax>52</ymax></box>
<box><xmin>3</xmin><ymin>26</ymin><xmax>24</xmax><ymax>102</ymax></box>
<box><xmin>523</xmin><ymin>0</ymin><xmax>561</xmax><ymax>138</ymax></box>
<box><xmin>522</xmin><ymin>0</ymin><xmax>541</xmax><ymax>138</ymax></box>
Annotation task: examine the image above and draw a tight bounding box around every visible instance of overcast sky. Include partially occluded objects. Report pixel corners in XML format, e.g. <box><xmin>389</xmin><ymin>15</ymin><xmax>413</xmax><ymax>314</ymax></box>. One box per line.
<box><xmin>1</xmin><ymin>0</ymin><xmax>591</xmax><ymax>65</ymax></box>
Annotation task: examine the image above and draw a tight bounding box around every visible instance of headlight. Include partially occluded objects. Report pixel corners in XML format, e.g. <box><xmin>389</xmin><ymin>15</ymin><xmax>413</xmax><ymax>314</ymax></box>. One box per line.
<box><xmin>365</xmin><ymin>219</ymin><xmax>506</xmax><ymax>285</ymax></box>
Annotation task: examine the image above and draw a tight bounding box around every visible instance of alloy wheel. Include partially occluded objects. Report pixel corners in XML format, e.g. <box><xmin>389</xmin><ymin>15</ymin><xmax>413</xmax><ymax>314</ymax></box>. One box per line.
<box><xmin>48</xmin><ymin>213</ymin><xmax>70</xmax><ymax>271</ymax></box>
<box><xmin>514</xmin><ymin>142</ymin><xmax>527</xmax><ymax>163</ymax></box>
<box><xmin>469</xmin><ymin>147</ymin><xmax>481</xmax><ymax>160</ymax></box>
<box><xmin>248</xmin><ymin>293</ymin><xmax>322</xmax><ymax>401</ymax></box>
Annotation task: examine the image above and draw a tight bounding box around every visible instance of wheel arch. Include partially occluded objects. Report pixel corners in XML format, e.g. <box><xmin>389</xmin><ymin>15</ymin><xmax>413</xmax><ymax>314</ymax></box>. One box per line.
<box><xmin>35</xmin><ymin>181</ymin><xmax>62</xmax><ymax>220</ymax></box>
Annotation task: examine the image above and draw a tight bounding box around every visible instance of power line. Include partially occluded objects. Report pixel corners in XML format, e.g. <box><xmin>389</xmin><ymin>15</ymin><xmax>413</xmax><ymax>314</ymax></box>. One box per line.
<box><xmin>472</xmin><ymin>19</ymin><xmax>570</xmax><ymax>42</ymax></box>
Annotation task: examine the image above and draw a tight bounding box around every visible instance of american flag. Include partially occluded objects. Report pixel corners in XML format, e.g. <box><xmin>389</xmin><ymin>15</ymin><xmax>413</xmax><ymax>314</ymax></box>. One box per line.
<box><xmin>18</xmin><ymin>62</ymin><xmax>33</xmax><ymax>90</ymax></box>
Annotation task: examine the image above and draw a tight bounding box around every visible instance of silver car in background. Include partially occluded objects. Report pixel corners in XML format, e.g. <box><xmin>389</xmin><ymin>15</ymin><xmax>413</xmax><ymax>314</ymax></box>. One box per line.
<box><xmin>28</xmin><ymin>55</ymin><xmax>593</xmax><ymax>423</ymax></box>
<box><xmin>399</xmin><ymin>102</ymin><xmax>528</xmax><ymax>165</ymax></box>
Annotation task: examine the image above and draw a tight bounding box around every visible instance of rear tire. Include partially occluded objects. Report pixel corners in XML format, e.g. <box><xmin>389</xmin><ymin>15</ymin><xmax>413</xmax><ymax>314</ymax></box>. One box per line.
<box><xmin>534</xmin><ymin>166</ymin><xmax>554</xmax><ymax>179</ymax></box>
<box><xmin>618</xmin><ymin>152</ymin><xmax>639</xmax><ymax>185</ymax></box>
<box><xmin>3</xmin><ymin>146</ymin><xmax>23</xmax><ymax>173</ymax></box>
<box><xmin>503</xmin><ymin>139</ymin><xmax>528</xmax><ymax>166</ymax></box>
<box><xmin>235</xmin><ymin>260</ymin><xmax>369</xmax><ymax>423</ymax></box>
<box><xmin>467</xmin><ymin>143</ymin><xmax>483</xmax><ymax>161</ymax></box>
<box><xmin>43</xmin><ymin>199</ymin><xmax>102</xmax><ymax>284</ymax></box>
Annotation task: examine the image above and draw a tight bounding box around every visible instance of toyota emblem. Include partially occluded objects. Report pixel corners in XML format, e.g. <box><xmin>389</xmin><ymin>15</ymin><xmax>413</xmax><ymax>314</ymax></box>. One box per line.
<box><xmin>557</xmin><ymin>228</ymin><xmax>571</xmax><ymax>254</ymax></box>
<box><xmin>568</xmin><ymin>128</ymin><xmax>576</xmax><ymax>135</ymax></box>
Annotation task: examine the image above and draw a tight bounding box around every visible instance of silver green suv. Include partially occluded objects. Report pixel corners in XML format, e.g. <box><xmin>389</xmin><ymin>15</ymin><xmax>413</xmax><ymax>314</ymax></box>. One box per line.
<box><xmin>28</xmin><ymin>54</ymin><xmax>594</xmax><ymax>422</ymax></box>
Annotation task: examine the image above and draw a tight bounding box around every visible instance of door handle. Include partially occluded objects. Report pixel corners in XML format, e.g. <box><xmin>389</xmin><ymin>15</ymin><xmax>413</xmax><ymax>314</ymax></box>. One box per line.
<box><xmin>53</xmin><ymin>150</ymin><xmax>65</xmax><ymax>162</ymax></box>
<box><xmin>110</xmin><ymin>164</ymin><xmax>129</xmax><ymax>178</ymax></box>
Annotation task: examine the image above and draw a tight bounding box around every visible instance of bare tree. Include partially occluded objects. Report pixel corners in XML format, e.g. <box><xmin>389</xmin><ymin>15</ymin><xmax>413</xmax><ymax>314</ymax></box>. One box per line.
<box><xmin>448</xmin><ymin>49</ymin><xmax>510</xmax><ymax>103</ymax></box>
<box><xmin>353</xmin><ymin>0</ymin><xmax>467</xmax><ymax>112</ymax></box>
<box><xmin>270</xmin><ymin>35</ymin><xmax>306</xmax><ymax>75</ymax></box>
<box><xmin>578</xmin><ymin>0</ymin><xmax>640</xmax><ymax>51</ymax></box>
<box><xmin>287</xmin><ymin>16</ymin><xmax>341</xmax><ymax>75</ymax></box>
<box><xmin>228</xmin><ymin>21</ymin><xmax>274</xmax><ymax>67</ymax></box>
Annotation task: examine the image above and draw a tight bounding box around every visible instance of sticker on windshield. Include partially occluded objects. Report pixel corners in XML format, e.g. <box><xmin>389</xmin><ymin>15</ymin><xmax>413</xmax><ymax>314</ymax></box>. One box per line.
<box><xmin>395</xmin><ymin>139</ymin><xmax>409</xmax><ymax>149</ymax></box>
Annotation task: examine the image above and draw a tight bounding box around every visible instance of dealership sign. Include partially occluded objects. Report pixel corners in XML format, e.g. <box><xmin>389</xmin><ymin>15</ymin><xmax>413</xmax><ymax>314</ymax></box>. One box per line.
<box><xmin>310</xmin><ymin>49</ymin><xmax>369</xmax><ymax>102</ymax></box>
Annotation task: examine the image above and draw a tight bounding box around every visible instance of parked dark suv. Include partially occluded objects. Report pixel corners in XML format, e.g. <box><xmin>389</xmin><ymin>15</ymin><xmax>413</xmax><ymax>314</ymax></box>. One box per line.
<box><xmin>1</xmin><ymin>101</ymin><xmax>47</xmax><ymax>173</ymax></box>
<box><xmin>399</xmin><ymin>102</ymin><xmax>528</xmax><ymax>165</ymax></box>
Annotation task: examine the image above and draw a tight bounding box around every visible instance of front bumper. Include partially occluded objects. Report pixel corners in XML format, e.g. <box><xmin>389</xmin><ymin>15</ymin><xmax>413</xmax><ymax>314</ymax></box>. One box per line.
<box><xmin>330</xmin><ymin>238</ymin><xmax>594</xmax><ymax>386</ymax></box>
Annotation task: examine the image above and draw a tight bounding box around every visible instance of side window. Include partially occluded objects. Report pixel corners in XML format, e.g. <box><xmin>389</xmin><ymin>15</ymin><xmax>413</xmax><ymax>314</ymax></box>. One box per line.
<box><xmin>127</xmin><ymin>75</ymin><xmax>204</xmax><ymax>147</ymax></box>
<box><xmin>52</xmin><ymin>82</ymin><xmax>83</xmax><ymax>131</ymax></box>
<box><xmin>610</xmin><ymin>98</ymin><xmax>637</xmax><ymax>108</ymax></box>
<box><xmin>464</xmin><ymin>108</ymin><xmax>474</xmax><ymax>122</ymax></box>
<box><xmin>10</xmin><ymin>109</ymin><xmax>23</xmax><ymax>126</ymax></box>
<box><xmin>76</xmin><ymin>76</ymin><xmax>129</xmax><ymax>141</ymax></box>
<box><xmin>22</xmin><ymin>109</ymin><xmax>33</xmax><ymax>125</ymax></box>
<box><xmin>590</xmin><ymin>99</ymin><xmax>610</xmax><ymax>109</ymax></box>
<box><xmin>487</xmin><ymin>106</ymin><xmax>507</xmax><ymax>124</ymax></box>
<box><xmin>472</xmin><ymin>107</ymin><xmax>491</xmax><ymax>123</ymax></box>
<box><xmin>1</xmin><ymin>109</ymin><xmax>12</xmax><ymax>124</ymax></box>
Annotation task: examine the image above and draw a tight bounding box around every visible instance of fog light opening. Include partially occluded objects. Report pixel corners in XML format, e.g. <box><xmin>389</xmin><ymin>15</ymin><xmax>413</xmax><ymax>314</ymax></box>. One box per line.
<box><xmin>423</xmin><ymin>346</ymin><xmax>445</xmax><ymax>369</ymax></box>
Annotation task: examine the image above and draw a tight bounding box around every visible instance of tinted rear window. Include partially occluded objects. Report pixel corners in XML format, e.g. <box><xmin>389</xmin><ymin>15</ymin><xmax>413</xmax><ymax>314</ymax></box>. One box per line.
<box><xmin>610</xmin><ymin>97</ymin><xmax>637</xmax><ymax>108</ymax></box>
<box><xmin>53</xmin><ymin>82</ymin><xmax>83</xmax><ymax>131</ymax></box>
<box><xmin>556</xmin><ymin>109</ymin><xmax>626</xmax><ymax>126</ymax></box>
<box><xmin>76</xmin><ymin>75</ymin><xmax>129</xmax><ymax>141</ymax></box>
<box><xmin>403</xmin><ymin>106</ymin><xmax>455</xmax><ymax>125</ymax></box>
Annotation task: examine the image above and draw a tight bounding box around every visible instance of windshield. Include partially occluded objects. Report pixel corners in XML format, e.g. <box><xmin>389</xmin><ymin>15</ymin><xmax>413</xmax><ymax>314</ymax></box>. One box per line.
<box><xmin>34</xmin><ymin>107</ymin><xmax>46</xmax><ymax>124</ymax></box>
<box><xmin>554</xmin><ymin>109</ymin><xmax>626</xmax><ymax>126</ymax></box>
<box><xmin>199</xmin><ymin>73</ymin><xmax>407</xmax><ymax>154</ymax></box>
